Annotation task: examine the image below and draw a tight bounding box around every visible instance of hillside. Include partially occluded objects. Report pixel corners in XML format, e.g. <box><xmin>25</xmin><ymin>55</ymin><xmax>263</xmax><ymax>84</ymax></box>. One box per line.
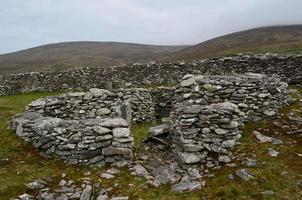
<box><xmin>166</xmin><ymin>25</ymin><xmax>302</xmax><ymax>61</ymax></box>
<box><xmin>0</xmin><ymin>42</ymin><xmax>188</xmax><ymax>74</ymax></box>
<box><xmin>1</xmin><ymin>25</ymin><xmax>302</xmax><ymax>75</ymax></box>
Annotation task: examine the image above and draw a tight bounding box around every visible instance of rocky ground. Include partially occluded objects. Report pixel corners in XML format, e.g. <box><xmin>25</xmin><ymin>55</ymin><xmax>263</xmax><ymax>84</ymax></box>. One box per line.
<box><xmin>0</xmin><ymin>87</ymin><xmax>301</xmax><ymax>200</ymax></box>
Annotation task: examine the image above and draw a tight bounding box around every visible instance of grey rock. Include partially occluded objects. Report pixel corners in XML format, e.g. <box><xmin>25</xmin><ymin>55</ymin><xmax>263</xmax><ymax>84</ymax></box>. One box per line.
<box><xmin>111</xmin><ymin>197</ymin><xmax>129</xmax><ymax>200</ymax></box>
<box><xmin>180</xmin><ymin>152</ymin><xmax>204</xmax><ymax>164</ymax></box>
<box><xmin>171</xmin><ymin>181</ymin><xmax>202</xmax><ymax>192</ymax></box>
<box><xmin>180</xmin><ymin>75</ymin><xmax>203</xmax><ymax>87</ymax></box>
<box><xmin>112</xmin><ymin>128</ymin><xmax>131</xmax><ymax>138</ymax></box>
<box><xmin>26</xmin><ymin>180</ymin><xmax>47</xmax><ymax>190</ymax></box>
<box><xmin>96</xmin><ymin>108</ymin><xmax>111</xmax><ymax>116</ymax></box>
<box><xmin>235</xmin><ymin>169</ymin><xmax>254</xmax><ymax>181</ymax></box>
<box><xmin>253</xmin><ymin>131</ymin><xmax>283</xmax><ymax>144</ymax></box>
<box><xmin>261</xmin><ymin>190</ymin><xmax>275</xmax><ymax>196</ymax></box>
<box><xmin>263</xmin><ymin>110</ymin><xmax>276</xmax><ymax>117</ymax></box>
<box><xmin>96</xmin><ymin>195</ymin><xmax>109</xmax><ymax>200</ymax></box>
<box><xmin>99</xmin><ymin>118</ymin><xmax>128</xmax><ymax>127</ymax></box>
<box><xmin>214</xmin><ymin>128</ymin><xmax>228</xmax><ymax>135</ymax></box>
<box><xmin>218</xmin><ymin>155</ymin><xmax>231</xmax><ymax>163</ymax></box>
<box><xmin>221</xmin><ymin>139</ymin><xmax>235</xmax><ymax>148</ymax></box>
<box><xmin>132</xmin><ymin>164</ymin><xmax>149</xmax><ymax>177</ymax></box>
<box><xmin>18</xmin><ymin>194</ymin><xmax>34</xmax><ymax>200</ymax></box>
<box><xmin>101</xmin><ymin>173</ymin><xmax>115</xmax><ymax>179</ymax></box>
<box><xmin>148</xmin><ymin>124</ymin><xmax>169</xmax><ymax>136</ymax></box>
<box><xmin>29</xmin><ymin>99</ymin><xmax>46</xmax><ymax>107</ymax></box>
<box><xmin>268</xmin><ymin>148</ymin><xmax>279</xmax><ymax>157</ymax></box>
<box><xmin>80</xmin><ymin>185</ymin><xmax>93</xmax><ymax>200</ymax></box>
<box><xmin>92</xmin><ymin>126</ymin><xmax>112</xmax><ymax>135</ymax></box>
<box><xmin>245</xmin><ymin>158</ymin><xmax>257</xmax><ymax>167</ymax></box>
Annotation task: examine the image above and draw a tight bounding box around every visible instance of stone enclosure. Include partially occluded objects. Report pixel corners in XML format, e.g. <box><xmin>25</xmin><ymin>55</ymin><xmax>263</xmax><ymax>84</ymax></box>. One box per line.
<box><xmin>169</xmin><ymin>73</ymin><xmax>291</xmax><ymax>164</ymax></box>
<box><xmin>12</xmin><ymin>72</ymin><xmax>292</xmax><ymax>167</ymax></box>
<box><xmin>12</xmin><ymin>88</ymin><xmax>155</xmax><ymax>166</ymax></box>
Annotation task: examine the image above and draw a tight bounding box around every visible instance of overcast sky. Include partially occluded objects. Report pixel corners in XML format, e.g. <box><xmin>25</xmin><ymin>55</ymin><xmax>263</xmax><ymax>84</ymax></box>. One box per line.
<box><xmin>0</xmin><ymin>0</ymin><xmax>302</xmax><ymax>54</ymax></box>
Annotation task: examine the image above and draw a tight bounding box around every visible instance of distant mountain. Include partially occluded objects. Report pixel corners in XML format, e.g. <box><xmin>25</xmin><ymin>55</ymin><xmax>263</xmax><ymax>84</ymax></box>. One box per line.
<box><xmin>1</xmin><ymin>25</ymin><xmax>302</xmax><ymax>75</ymax></box>
<box><xmin>0</xmin><ymin>42</ymin><xmax>188</xmax><ymax>74</ymax></box>
<box><xmin>165</xmin><ymin>25</ymin><xmax>302</xmax><ymax>61</ymax></box>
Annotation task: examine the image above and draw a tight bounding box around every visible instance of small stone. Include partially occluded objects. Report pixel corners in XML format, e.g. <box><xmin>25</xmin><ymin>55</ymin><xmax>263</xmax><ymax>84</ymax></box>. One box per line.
<box><xmin>26</xmin><ymin>180</ymin><xmax>47</xmax><ymax>190</ymax></box>
<box><xmin>70</xmin><ymin>192</ymin><xmax>81</xmax><ymax>199</ymax></box>
<box><xmin>180</xmin><ymin>75</ymin><xmax>203</xmax><ymax>87</ymax></box>
<box><xmin>96</xmin><ymin>195</ymin><xmax>109</xmax><ymax>200</ymax></box>
<box><xmin>218</xmin><ymin>155</ymin><xmax>231</xmax><ymax>163</ymax></box>
<box><xmin>202</xmin><ymin>128</ymin><xmax>211</xmax><ymax>134</ymax></box>
<box><xmin>148</xmin><ymin>124</ymin><xmax>169</xmax><ymax>136</ymax></box>
<box><xmin>29</xmin><ymin>99</ymin><xmax>46</xmax><ymax>107</ymax></box>
<box><xmin>106</xmin><ymin>168</ymin><xmax>120</xmax><ymax>175</ymax></box>
<box><xmin>268</xmin><ymin>148</ymin><xmax>279</xmax><ymax>157</ymax></box>
<box><xmin>18</xmin><ymin>194</ymin><xmax>34</xmax><ymax>200</ymax></box>
<box><xmin>221</xmin><ymin>139</ymin><xmax>235</xmax><ymax>148</ymax></box>
<box><xmin>80</xmin><ymin>185</ymin><xmax>93</xmax><ymax>200</ymax></box>
<box><xmin>111</xmin><ymin>197</ymin><xmax>129</xmax><ymax>200</ymax></box>
<box><xmin>253</xmin><ymin>131</ymin><xmax>283</xmax><ymax>144</ymax></box>
<box><xmin>58</xmin><ymin>179</ymin><xmax>67</xmax><ymax>187</ymax></box>
<box><xmin>180</xmin><ymin>152</ymin><xmax>204</xmax><ymax>164</ymax></box>
<box><xmin>132</xmin><ymin>164</ymin><xmax>149</xmax><ymax>177</ymax></box>
<box><xmin>171</xmin><ymin>181</ymin><xmax>202</xmax><ymax>192</ymax></box>
<box><xmin>99</xmin><ymin>118</ymin><xmax>128</xmax><ymax>127</ymax></box>
<box><xmin>112</xmin><ymin>128</ymin><xmax>131</xmax><ymax>138</ymax></box>
<box><xmin>96</xmin><ymin>108</ymin><xmax>111</xmax><ymax>116</ymax></box>
<box><xmin>101</xmin><ymin>173</ymin><xmax>115</xmax><ymax>179</ymax></box>
<box><xmin>214</xmin><ymin>128</ymin><xmax>228</xmax><ymax>135</ymax></box>
<box><xmin>245</xmin><ymin>158</ymin><xmax>257</xmax><ymax>167</ymax></box>
<box><xmin>261</xmin><ymin>190</ymin><xmax>275</xmax><ymax>196</ymax></box>
<box><xmin>235</xmin><ymin>169</ymin><xmax>254</xmax><ymax>181</ymax></box>
<box><xmin>264</xmin><ymin>110</ymin><xmax>276</xmax><ymax>117</ymax></box>
<box><xmin>84</xmin><ymin>172</ymin><xmax>91</xmax><ymax>176</ymax></box>
<box><xmin>92</xmin><ymin>126</ymin><xmax>111</xmax><ymax>135</ymax></box>
<box><xmin>187</xmin><ymin>168</ymin><xmax>202</xmax><ymax>180</ymax></box>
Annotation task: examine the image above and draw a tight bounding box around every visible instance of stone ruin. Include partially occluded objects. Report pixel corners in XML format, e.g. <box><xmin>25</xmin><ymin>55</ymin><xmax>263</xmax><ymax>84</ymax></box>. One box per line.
<box><xmin>12</xmin><ymin>88</ymin><xmax>155</xmax><ymax>166</ymax></box>
<box><xmin>12</xmin><ymin>73</ymin><xmax>292</xmax><ymax>168</ymax></box>
<box><xmin>169</xmin><ymin>73</ymin><xmax>291</xmax><ymax>164</ymax></box>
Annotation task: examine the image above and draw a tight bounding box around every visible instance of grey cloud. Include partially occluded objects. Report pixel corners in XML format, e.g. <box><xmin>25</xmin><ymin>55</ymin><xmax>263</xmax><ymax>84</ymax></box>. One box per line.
<box><xmin>0</xmin><ymin>0</ymin><xmax>301</xmax><ymax>53</ymax></box>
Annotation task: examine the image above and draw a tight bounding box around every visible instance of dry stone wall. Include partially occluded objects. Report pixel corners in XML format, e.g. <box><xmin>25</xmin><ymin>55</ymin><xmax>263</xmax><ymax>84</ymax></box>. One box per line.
<box><xmin>150</xmin><ymin>87</ymin><xmax>175</xmax><ymax>118</ymax></box>
<box><xmin>169</xmin><ymin>73</ymin><xmax>291</xmax><ymax>164</ymax></box>
<box><xmin>12</xmin><ymin>114</ymin><xmax>133</xmax><ymax>167</ymax></box>
<box><xmin>0</xmin><ymin>53</ymin><xmax>301</xmax><ymax>96</ymax></box>
<box><xmin>22</xmin><ymin>88</ymin><xmax>155</xmax><ymax>123</ymax></box>
<box><xmin>11</xmin><ymin>88</ymin><xmax>155</xmax><ymax>166</ymax></box>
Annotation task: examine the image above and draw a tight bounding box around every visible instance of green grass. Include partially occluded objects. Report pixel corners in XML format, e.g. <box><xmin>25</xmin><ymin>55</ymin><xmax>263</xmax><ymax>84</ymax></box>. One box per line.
<box><xmin>0</xmin><ymin>89</ymin><xmax>302</xmax><ymax>199</ymax></box>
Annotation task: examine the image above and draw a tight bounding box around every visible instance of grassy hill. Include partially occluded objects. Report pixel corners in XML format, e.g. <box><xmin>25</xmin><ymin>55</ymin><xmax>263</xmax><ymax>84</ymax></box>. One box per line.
<box><xmin>1</xmin><ymin>25</ymin><xmax>302</xmax><ymax>75</ymax></box>
<box><xmin>165</xmin><ymin>25</ymin><xmax>302</xmax><ymax>61</ymax></box>
<box><xmin>0</xmin><ymin>42</ymin><xmax>188</xmax><ymax>74</ymax></box>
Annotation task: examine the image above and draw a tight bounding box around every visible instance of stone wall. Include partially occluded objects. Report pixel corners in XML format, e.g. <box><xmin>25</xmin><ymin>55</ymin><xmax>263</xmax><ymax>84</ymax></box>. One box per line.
<box><xmin>12</xmin><ymin>114</ymin><xmax>133</xmax><ymax>167</ymax></box>
<box><xmin>150</xmin><ymin>87</ymin><xmax>175</xmax><ymax>119</ymax></box>
<box><xmin>11</xmin><ymin>88</ymin><xmax>155</xmax><ymax>166</ymax></box>
<box><xmin>169</xmin><ymin>73</ymin><xmax>291</xmax><ymax>164</ymax></box>
<box><xmin>0</xmin><ymin>53</ymin><xmax>301</xmax><ymax>96</ymax></box>
<box><xmin>23</xmin><ymin>88</ymin><xmax>155</xmax><ymax>123</ymax></box>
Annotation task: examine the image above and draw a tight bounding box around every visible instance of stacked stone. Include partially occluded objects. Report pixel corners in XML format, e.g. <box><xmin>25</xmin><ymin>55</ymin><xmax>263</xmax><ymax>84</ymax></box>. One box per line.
<box><xmin>118</xmin><ymin>88</ymin><xmax>155</xmax><ymax>123</ymax></box>
<box><xmin>12</xmin><ymin>114</ymin><xmax>133</xmax><ymax>166</ymax></box>
<box><xmin>169</xmin><ymin>73</ymin><xmax>291</xmax><ymax>164</ymax></box>
<box><xmin>11</xmin><ymin>88</ymin><xmax>156</xmax><ymax>166</ymax></box>
<box><xmin>150</xmin><ymin>87</ymin><xmax>175</xmax><ymax>118</ymax></box>
<box><xmin>25</xmin><ymin>88</ymin><xmax>155</xmax><ymax>123</ymax></box>
<box><xmin>1</xmin><ymin>53</ymin><xmax>301</xmax><ymax>97</ymax></box>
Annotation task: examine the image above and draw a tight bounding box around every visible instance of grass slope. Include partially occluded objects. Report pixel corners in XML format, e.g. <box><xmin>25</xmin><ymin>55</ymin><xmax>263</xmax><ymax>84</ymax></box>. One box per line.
<box><xmin>0</xmin><ymin>42</ymin><xmax>188</xmax><ymax>74</ymax></box>
<box><xmin>166</xmin><ymin>25</ymin><xmax>302</xmax><ymax>61</ymax></box>
<box><xmin>0</xmin><ymin>88</ymin><xmax>302</xmax><ymax>199</ymax></box>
